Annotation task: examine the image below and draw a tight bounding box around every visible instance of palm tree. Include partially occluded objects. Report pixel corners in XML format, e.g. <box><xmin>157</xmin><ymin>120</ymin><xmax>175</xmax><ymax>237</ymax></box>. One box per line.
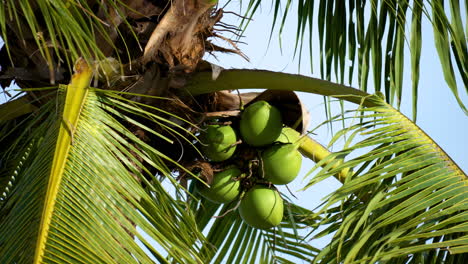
<box><xmin>0</xmin><ymin>0</ymin><xmax>466</xmax><ymax>263</ymax></box>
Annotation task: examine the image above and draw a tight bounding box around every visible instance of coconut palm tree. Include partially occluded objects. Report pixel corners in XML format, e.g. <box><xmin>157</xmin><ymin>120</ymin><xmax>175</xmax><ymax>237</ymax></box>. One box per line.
<box><xmin>0</xmin><ymin>0</ymin><xmax>466</xmax><ymax>263</ymax></box>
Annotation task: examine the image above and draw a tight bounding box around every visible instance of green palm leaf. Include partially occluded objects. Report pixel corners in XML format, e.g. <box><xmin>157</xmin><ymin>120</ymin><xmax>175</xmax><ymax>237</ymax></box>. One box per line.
<box><xmin>303</xmin><ymin>96</ymin><xmax>467</xmax><ymax>263</ymax></box>
<box><xmin>0</xmin><ymin>62</ymin><xmax>207</xmax><ymax>263</ymax></box>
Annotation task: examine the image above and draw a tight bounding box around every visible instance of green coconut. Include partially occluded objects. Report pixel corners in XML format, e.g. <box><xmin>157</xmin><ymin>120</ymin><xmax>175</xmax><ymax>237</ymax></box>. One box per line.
<box><xmin>197</xmin><ymin>167</ymin><xmax>241</xmax><ymax>203</ymax></box>
<box><xmin>239</xmin><ymin>101</ymin><xmax>282</xmax><ymax>147</ymax></box>
<box><xmin>260</xmin><ymin>143</ymin><xmax>302</xmax><ymax>185</ymax></box>
<box><xmin>199</xmin><ymin>125</ymin><xmax>237</xmax><ymax>162</ymax></box>
<box><xmin>238</xmin><ymin>186</ymin><xmax>283</xmax><ymax>229</ymax></box>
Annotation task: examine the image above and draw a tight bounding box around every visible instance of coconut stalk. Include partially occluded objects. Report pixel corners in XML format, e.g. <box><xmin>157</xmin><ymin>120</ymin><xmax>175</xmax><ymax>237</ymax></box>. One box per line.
<box><xmin>185</xmin><ymin>69</ymin><xmax>382</xmax><ymax>107</ymax></box>
<box><xmin>298</xmin><ymin>136</ymin><xmax>350</xmax><ymax>181</ymax></box>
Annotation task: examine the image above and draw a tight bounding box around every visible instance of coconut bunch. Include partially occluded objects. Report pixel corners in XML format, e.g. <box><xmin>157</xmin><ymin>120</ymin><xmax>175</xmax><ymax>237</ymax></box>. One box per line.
<box><xmin>195</xmin><ymin>100</ymin><xmax>305</xmax><ymax>229</ymax></box>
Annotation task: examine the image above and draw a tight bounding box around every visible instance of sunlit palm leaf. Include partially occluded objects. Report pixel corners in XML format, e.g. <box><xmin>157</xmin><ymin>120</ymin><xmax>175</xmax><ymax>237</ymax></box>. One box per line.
<box><xmin>240</xmin><ymin>0</ymin><xmax>468</xmax><ymax>117</ymax></box>
<box><xmin>303</xmin><ymin>96</ymin><xmax>467</xmax><ymax>263</ymax></box>
<box><xmin>0</xmin><ymin>63</ymin><xmax>207</xmax><ymax>263</ymax></box>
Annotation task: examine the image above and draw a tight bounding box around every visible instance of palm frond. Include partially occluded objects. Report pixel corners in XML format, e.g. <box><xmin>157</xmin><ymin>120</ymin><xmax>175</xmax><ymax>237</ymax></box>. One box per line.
<box><xmin>0</xmin><ymin>63</ymin><xmax>207</xmax><ymax>263</ymax></box>
<box><xmin>238</xmin><ymin>0</ymin><xmax>468</xmax><ymax>117</ymax></box>
<box><xmin>0</xmin><ymin>92</ymin><xmax>56</xmax><ymax>204</ymax></box>
<box><xmin>0</xmin><ymin>110</ymin><xmax>48</xmax><ymax>207</ymax></box>
<box><xmin>303</xmin><ymin>96</ymin><xmax>467</xmax><ymax>263</ymax></box>
<box><xmin>0</xmin><ymin>0</ymin><xmax>135</xmax><ymax>69</ymax></box>
<box><xmin>0</xmin><ymin>96</ymin><xmax>38</xmax><ymax>122</ymax></box>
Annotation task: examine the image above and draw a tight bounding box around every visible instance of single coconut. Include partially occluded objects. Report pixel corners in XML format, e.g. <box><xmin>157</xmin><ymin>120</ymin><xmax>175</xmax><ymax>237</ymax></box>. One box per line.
<box><xmin>199</xmin><ymin>125</ymin><xmax>237</xmax><ymax>162</ymax></box>
<box><xmin>197</xmin><ymin>167</ymin><xmax>241</xmax><ymax>203</ymax></box>
<box><xmin>260</xmin><ymin>143</ymin><xmax>302</xmax><ymax>185</ymax></box>
<box><xmin>239</xmin><ymin>185</ymin><xmax>283</xmax><ymax>229</ymax></box>
<box><xmin>239</xmin><ymin>101</ymin><xmax>282</xmax><ymax>147</ymax></box>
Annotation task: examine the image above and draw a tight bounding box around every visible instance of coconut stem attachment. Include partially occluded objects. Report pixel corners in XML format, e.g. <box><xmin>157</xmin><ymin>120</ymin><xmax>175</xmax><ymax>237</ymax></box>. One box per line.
<box><xmin>281</xmin><ymin>128</ymin><xmax>350</xmax><ymax>182</ymax></box>
<box><xmin>299</xmin><ymin>136</ymin><xmax>350</xmax><ymax>182</ymax></box>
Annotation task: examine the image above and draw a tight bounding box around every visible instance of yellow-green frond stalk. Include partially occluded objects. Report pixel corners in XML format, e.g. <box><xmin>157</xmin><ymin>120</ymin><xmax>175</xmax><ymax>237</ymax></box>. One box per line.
<box><xmin>34</xmin><ymin>58</ymin><xmax>92</xmax><ymax>264</ymax></box>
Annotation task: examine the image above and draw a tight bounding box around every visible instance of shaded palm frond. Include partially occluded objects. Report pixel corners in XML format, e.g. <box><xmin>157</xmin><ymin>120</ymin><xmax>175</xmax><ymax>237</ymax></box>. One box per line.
<box><xmin>0</xmin><ymin>66</ymin><xmax>207</xmax><ymax>263</ymax></box>
<box><xmin>0</xmin><ymin>0</ymin><xmax>136</xmax><ymax>69</ymax></box>
<box><xmin>191</xmin><ymin>190</ymin><xmax>321</xmax><ymax>263</ymax></box>
<box><xmin>238</xmin><ymin>0</ymin><xmax>468</xmax><ymax>118</ymax></box>
<box><xmin>0</xmin><ymin>101</ymin><xmax>53</xmax><ymax>207</ymax></box>
<box><xmin>302</xmin><ymin>96</ymin><xmax>467</xmax><ymax>263</ymax></box>
<box><xmin>0</xmin><ymin>90</ymin><xmax>59</xmax><ymax>206</ymax></box>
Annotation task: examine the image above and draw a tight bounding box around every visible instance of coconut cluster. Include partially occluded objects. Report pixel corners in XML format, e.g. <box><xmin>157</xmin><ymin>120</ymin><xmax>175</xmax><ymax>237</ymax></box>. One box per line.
<box><xmin>196</xmin><ymin>101</ymin><xmax>303</xmax><ymax>229</ymax></box>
